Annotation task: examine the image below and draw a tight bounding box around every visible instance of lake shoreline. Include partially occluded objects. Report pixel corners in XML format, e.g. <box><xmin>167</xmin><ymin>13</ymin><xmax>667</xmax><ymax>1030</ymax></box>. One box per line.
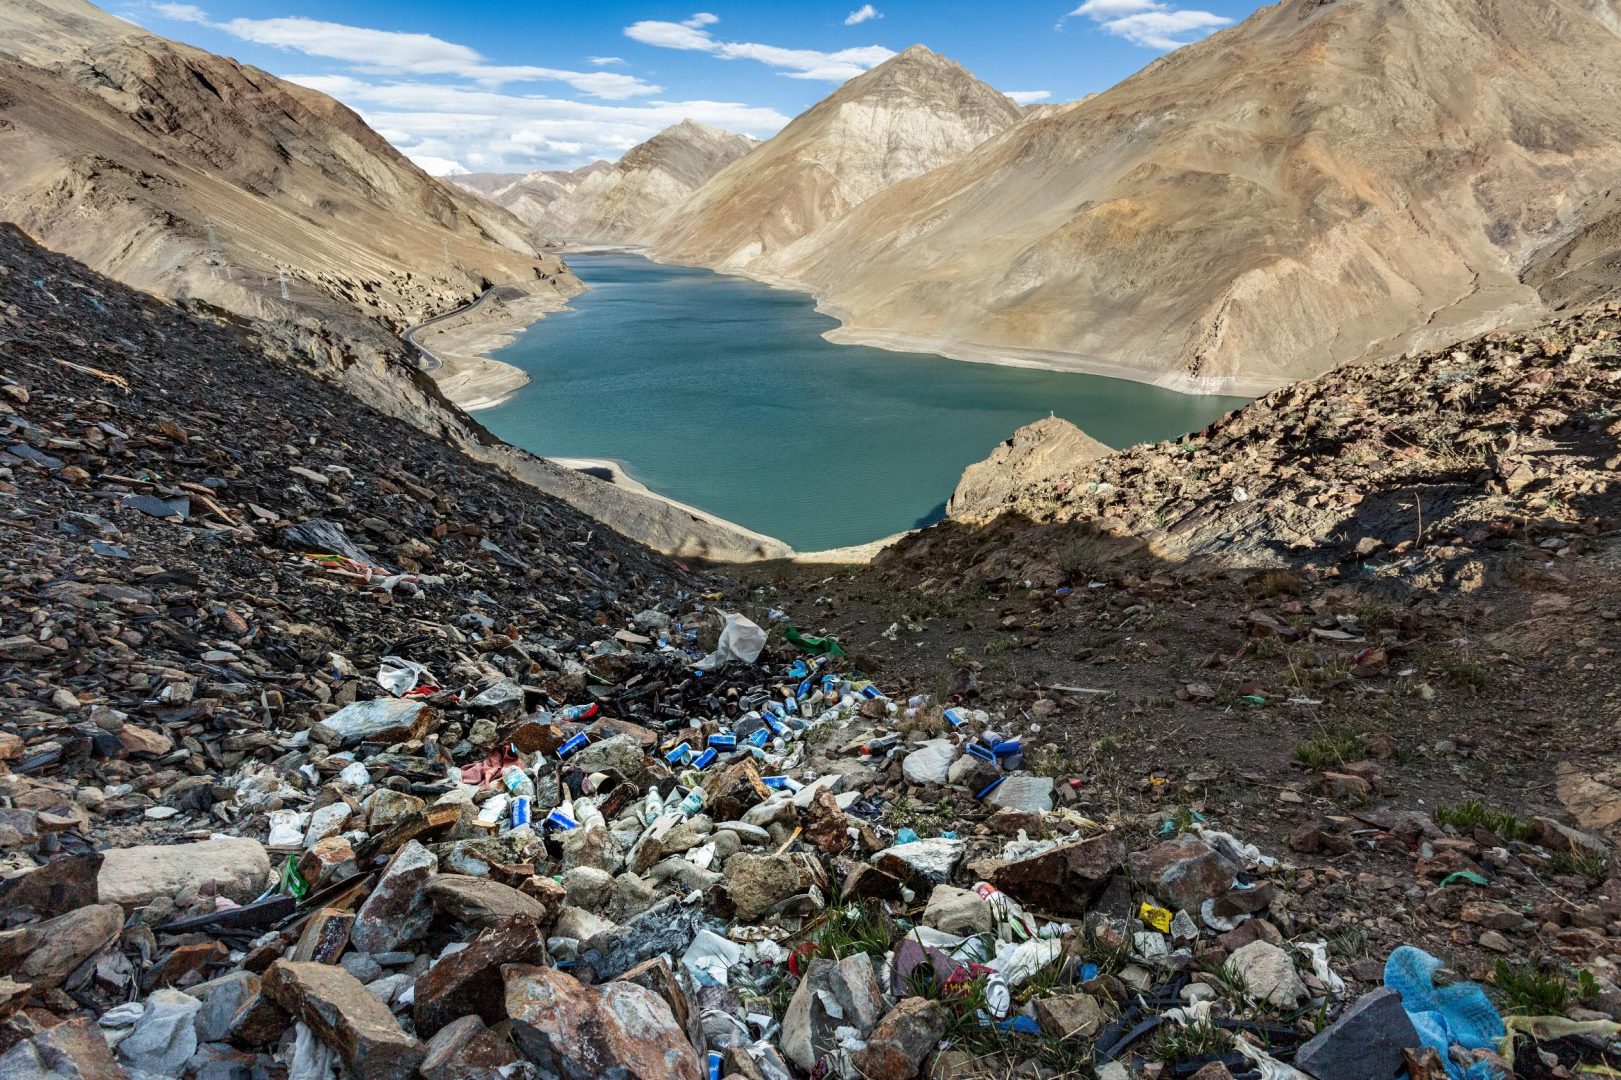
<box><xmin>477</xmin><ymin>253</ymin><xmax>1247</xmax><ymax>553</ymax></box>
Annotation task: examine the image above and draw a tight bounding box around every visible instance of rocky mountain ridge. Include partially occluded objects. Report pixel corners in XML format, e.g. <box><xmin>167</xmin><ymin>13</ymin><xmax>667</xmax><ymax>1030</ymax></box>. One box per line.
<box><xmin>487</xmin><ymin>122</ymin><xmax>758</xmax><ymax>245</ymax></box>
<box><xmin>651</xmin><ymin>45</ymin><xmax>1023</xmax><ymax>273</ymax></box>
<box><xmin>653</xmin><ymin>0</ymin><xmax>1621</xmax><ymax>394</ymax></box>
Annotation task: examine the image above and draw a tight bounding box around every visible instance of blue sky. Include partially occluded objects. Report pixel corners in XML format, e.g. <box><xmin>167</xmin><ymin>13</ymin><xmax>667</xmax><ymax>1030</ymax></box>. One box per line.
<box><xmin>118</xmin><ymin>0</ymin><xmax>1266</xmax><ymax>174</ymax></box>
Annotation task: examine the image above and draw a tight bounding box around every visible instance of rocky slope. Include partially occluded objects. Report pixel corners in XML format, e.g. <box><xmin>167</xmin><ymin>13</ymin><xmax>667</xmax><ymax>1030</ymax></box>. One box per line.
<box><xmin>0</xmin><ymin>0</ymin><xmax>788</xmax><ymax>561</ymax></box>
<box><xmin>651</xmin><ymin>45</ymin><xmax>1021</xmax><ymax>273</ymax></box>
<box><xmin>0</xmin><ymin>0</ymin><xmax>573</xmax><ymax>353</ymax></box>
<box><xmin>947</xmin><ymin>416</ymin><xmax>1112</xmax><ymax>525</ymax></box>
<box><xmin>450</xmin><ymin>172</ymin><xmax>528</xmax><ymax>197</ymax></box>
<box><xmin>9</xmin><ymin>222</ymin><xmax>1621</xmax><ymax>1080</ymax></box>
<box><xmin>465</xmin><ymin>162</ymin><xmax>615</xmax><ymax>236</ymax></box>
<box><xmin>891</xmin><ymin>303</ymin><xmax>1621</xmax><ymax>584</ymax></box>
<box><xmin>497</xmin><ymin>122</ymin><xmax>758</xmax><ymax>245</ymax></box>
<box><xmin>741</xmin><ymin>0</ymin><xmax>1621</xmax><ymax>394</ymax></box>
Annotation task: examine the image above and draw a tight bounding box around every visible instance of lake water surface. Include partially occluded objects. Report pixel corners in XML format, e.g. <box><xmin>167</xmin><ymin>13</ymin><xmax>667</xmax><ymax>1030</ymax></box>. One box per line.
<box><xmin>481</xmin><ymin>254</ymin><xmax>1247</xmax><ymax>551</ymax></box>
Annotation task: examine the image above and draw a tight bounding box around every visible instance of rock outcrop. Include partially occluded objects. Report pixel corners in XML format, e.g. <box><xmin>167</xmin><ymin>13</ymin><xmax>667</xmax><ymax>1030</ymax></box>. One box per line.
<box><xmin>947</xmin><ymin>416</ymin><xmax>1112</xmax><ymax>524</ymax></box>
<box><xmin>652</xmin><ymin>45</ymin><xmax>1021</xmax><ymax>273</ymax></box>
<box><xmin>696</xmin><ymin>0</ymin><xmax>1621</xmax><ymax>393</ymax></box>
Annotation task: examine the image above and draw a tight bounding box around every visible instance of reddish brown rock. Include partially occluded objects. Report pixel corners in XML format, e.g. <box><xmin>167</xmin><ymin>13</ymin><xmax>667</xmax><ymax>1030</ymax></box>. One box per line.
<box><xmin>419</xmin><ymin>1015</ymin><xmax>520</xmax><ymax>1080</ymax></box>
<box><xmin>503</xmin><ymin>963</ymin><xmax>703</xmax><ymax>1080</ymax></box>
<box><xmin>425</xmin><ymin>875</ymin><xmax>549</xmax><ymax>928</ymax></box>
<box><xmin>0</xmin><ymin>1016</ymin><xmax>129</xmax><ymax>1079</ymax></box>
<box><xmin>264</xmin><ymin>960</ymin><xmax>424</xmax><ymax>1079</ymax></box>
<box><xmin>413</xmin><ymin>917</ymin><xmax>550</xmax><ymax>1038</ymax></box>
<box><xmin>849</xmin><ymin>997</ymin><xmax>949</xmax><ymax>1080</ymax></box>
<box><xmin>988</xmin><ymin>834</ymin><xmax>1124</xmax><ymax>915</ymax></box>
<box><xmin>351</xmin><ymin>839</ymin><xmax>435</xmax><ymax>954</ymax></box>
<box><xmin>1126</xmin><ymin>834</ymin><xmax>1237</xmax><ymax>910</ymax></box>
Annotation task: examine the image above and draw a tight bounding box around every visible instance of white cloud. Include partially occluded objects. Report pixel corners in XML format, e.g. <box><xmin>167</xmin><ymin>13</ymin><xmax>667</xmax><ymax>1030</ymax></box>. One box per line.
<box><xmin>682</xmin><ymin>13</ymin><xmax>720</xmax><ymax>27</ymax></box>
<box><xmin>1066</xmin><ymin>0</ymin><xmax>1230</xmax><ymax>50</ymax></box>
<box><xmin>149</xmin><ymin>2</ymin><xmax>209</xmax><ymax>22</ymax></box>
<box><xmin>285</xmin><ymin>75</ymin><xmax>792</xmax><ymax>172</ymax></box>
<box><xmin>844</xmin><ymin>4</ymin><xmax>882</xmax><ymax>25</ymax></box>
<box><xmin>1006</xmin><ymin>90</ymin><xmax>1051</xmax><ymax>104</ymax></box>
<box><xmin>625</xmin><ymin>14</ymin><xmax>894</xmax><ymax>81</ymax></box>
<box><xmin>588</xmin><ymin>56</ymin><xmax>625</xmax><ymax>65</ymax></box>
<box><xmin>411</xmin><ymin>155</ymin><xmax>468</xmax><ymax>176</ymax></box>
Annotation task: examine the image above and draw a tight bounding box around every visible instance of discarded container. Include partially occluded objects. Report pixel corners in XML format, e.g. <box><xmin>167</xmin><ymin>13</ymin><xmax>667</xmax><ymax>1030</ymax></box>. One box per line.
<box><xmin>944</xmin><ymin>708</ymin><xmax>968</xmax><ymax>727</ymax></box>
<box><xmin>692</xmin><ymin>747</ymin><xmax>718</xmax><ymax>770</ymax></box>
<box><xmin>862</xmin><ymin>734</ymin><xmax>901</xmax><ymax>756</ymax></box>
<box><xmin>557</xmin><ymin>733</ymin><xmax>589</xmax><ymax>758</ymax></box>
<box><xmin>557</xmin><ymin>703</ymin><xmax>599</xmax><ymax>723</ymax></box>
<box><xmin>510</xmin><ymin>797</ymin><xmax>531</xmax><ymax>829</ymax></box>
<box><xmin>785</xmin><ymin>627</ymin><xmax>846</xmax><ymax>657</ymax></box>
<box><xmin>984</xmin><ymin>972</ymin><xmax>1012</xmax><ymax>1019</ymax></box>
<box><xmin>545</xmin><ymin>809</ymin><xmax>579</xmax><ymax>831</ymax></box>
<box><xmin>679</xmin><ymin>788</ymin><xmax>707</xmax><ymax>816</ymax></box>
<box><xmin>665</xmin><ymin>742</ymin><xmax>692</xmax><ymax>766</ymax></box>
<box><xmin>746</xmin><ymin>728</ymin><xmax>770</xmax><ymax>748</ymax></box>
<box><xmin>707</xmin><ymin>733</ymin><xmax>737</xmax><ymax>751</ymax></box>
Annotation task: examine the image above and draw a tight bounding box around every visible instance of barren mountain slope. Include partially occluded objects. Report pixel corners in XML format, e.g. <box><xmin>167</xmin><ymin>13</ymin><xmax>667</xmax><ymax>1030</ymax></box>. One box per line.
<box><xmin>769</xmin><ymin>0</ymin><xmax>1621</xmax><ymax>393</ymax></box>
<box><xmin>0</xmin><ymin>0</ymin><xmax>575</xmax><ymax>365</ymax></box>
<box><xmin>515</xmin><ymin>121</ymin><xmax>757</xmax><ymax>244</ymax></box>
<box><xmin>651</xmin><ymin>45</ymin><xmax>1022</xmax><ymax>272</ymax></box>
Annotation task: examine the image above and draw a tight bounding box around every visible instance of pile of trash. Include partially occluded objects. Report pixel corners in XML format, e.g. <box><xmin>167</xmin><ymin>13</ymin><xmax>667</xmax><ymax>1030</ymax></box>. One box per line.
<box><xmin>5</xmin><ymin>601</ymin><xmax>1618</xmax><ymax>1079</ymax></box>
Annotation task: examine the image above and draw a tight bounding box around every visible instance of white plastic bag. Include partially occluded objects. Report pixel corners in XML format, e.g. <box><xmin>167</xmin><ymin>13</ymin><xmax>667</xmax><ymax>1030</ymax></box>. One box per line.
<box><xmin>694</xmin><ymin>612</ymin><xmax>768</xmax><ymax>671</ymax></box>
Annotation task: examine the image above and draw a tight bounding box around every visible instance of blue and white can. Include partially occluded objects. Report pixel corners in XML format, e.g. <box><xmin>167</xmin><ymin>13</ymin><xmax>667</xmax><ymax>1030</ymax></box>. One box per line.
<box><xmin>692</xmin><ymin>747</ymin><xmax>717</xmax><ymax>770</ymax></box>
<box><xmin>707</xmin><ymin>733</ymin><xmax>737</xmax><ymax>751</ymax></box>
<box><xmin>557</xmin><ymin>733</ymin><xmax>588</xmax><ymax>758</ymax></box>
<box><xmin>510</xmin><ymin>797</ymin><xmax>531</xmax><ymax>829</ymax></box>
<box><xmin>545</xmin><ymin>809</ymin><xmax>578</xmax><ymax>831</ymax></box>
<box><xmin>665</xmin><ymin>741</ymin><xmax>692</xmax><ymax>766</ymax></box>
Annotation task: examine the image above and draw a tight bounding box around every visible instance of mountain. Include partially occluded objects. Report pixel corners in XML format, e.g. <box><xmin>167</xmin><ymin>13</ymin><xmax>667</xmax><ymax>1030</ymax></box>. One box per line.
<box><xmin>0</xmin><ymin>0</ymin><xmax>575</xmax><ymax>370</ymax></box>
<box><xmin>651</xmin><ymin>45</ymin><xmax>1022</xmax><ymax>273</ymax></box>
<box><xmin>452</xmin><ymin>172</ymin><xmax>529</xmax><ymax>197</ymax></box>
<box><xmin>722</xmin><ymin>0</ymin><xmax>1621</xmax><ymax>394</ymax></box>
<box><xmin>503</xmin><ymin>121</ymin><xmax>758</xmax><ymax>245</ymax></box>
<box><xmin>0</xmin><ymin>0</ymin><xmax>788</xmax><ymax>561</ymax></box>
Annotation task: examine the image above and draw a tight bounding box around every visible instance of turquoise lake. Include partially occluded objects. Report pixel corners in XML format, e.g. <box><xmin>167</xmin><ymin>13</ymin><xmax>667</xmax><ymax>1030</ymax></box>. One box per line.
<box><xmin>481</xmin><ymin>254</ymin><xmax>1248</xmax><ymax>552</ymax></box>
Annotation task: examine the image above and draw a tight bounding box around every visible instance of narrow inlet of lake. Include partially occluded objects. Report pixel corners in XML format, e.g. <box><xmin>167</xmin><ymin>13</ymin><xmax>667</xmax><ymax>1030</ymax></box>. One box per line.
<box><xmin>479</xmin><ymin>254</ymin><xmax>1248</xmax><ymax>552</ymax></box>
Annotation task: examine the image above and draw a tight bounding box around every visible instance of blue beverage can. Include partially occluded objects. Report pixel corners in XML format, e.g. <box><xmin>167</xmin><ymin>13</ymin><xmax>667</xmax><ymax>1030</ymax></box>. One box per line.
<box><xmin>762</xmin><ymin>774</ymin><xmax>791</xmax><ymax>790</ymax></box>
<box><xmin>783</xmin><ymin>696</ymin><xmax>799</xmax><ymax>714</ymax></box>
<box><xmin>859</xmin><ymin>684</ymin><xmax>884</xmax><ymax>701</ymax></box>
<box><xmin>510</xmin><ymin>797</ymin><xmax>531</xmax><ymax>828</ymax></box>
<box><xmin>545</xmin><ymin>809</ymin><xmax>578</xmax><ymax>831</ymax></box>
<box><xmin>557</xmin><ymin>733</ymin><xmax>589</xmax><ymax>758</ymax></box>
<box><xmin>747</xmin><ymin>728</ymin><xmax>770</xmax><ymax>748</ymax></box>
<box><xmin>665</xmin><ymin>741</ymin><xmax>692</xmax><ymax>766</ymax></box>
<box><xmin>692</xmin><ymin>747</ymin><xmax>717</xmax><ymax>770</ymax></box>
<box><xmin>944</xmin><ymin>707</ymin><xmax>968</xmax><ymax>727</ymax></box>
<box><xmin>707</xmin><ymin>1051</ymin><xmax>723</xmax><ymax>1080</ymax></box>
<box><xmin>764</xmin><ymin>714</ymin><xmax>788</xmax><ymax>737</ymax></box>
<box><xmin>707</xmin><ymin>733</ymin><xmax>737</xmax><ymax>751</ymax></box>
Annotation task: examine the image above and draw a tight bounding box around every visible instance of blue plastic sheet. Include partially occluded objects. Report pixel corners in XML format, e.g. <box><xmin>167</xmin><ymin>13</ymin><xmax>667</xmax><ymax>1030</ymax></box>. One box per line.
<box><xmin>1384</xmin><ymin>946</ymin><xmax>1505</xmax><ymax>1080</ymax></box>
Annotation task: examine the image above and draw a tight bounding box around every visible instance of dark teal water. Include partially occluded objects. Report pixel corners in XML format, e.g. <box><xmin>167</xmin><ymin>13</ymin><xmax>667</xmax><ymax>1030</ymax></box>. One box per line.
<box><xmin>481</xmin><ymin>255</ymin><xmax>1247</xmax><ymax>551</ymax></box>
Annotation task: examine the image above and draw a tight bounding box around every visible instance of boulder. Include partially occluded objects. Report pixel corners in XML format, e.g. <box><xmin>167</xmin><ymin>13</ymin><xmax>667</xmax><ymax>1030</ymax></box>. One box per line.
<box><xmin>1033</xmin><ymin>993</ymin><xmax>1108</xmax><ymax>1039</ymax></box>
<box><xmin>503</xmin><ymin>963</ymin><xmax>703</xmax><ymax>1080</ymax></box>
<box><xmin>351</xmin><ymin>840</ymin><xmax>436</xmax><ymax>954</ymax></box>
<box><xmin>98</xmin><ymin>837</ymin><xmax>269</xmax><ymax>908</ymax></box>
<box><xmin>419</xmin><ymin>1015</ymin><xmax>520</xmax><ymax>1080</ymax></box>
<box><xmin>1127</xmin><ymin>834</ymin><xmax>1239</xmax><ymax>910</ymax></box>
<box><xmin>264</xmin><ymin>960</ymin><xmax>424</xmax><ymax>1079</ymax></box>
<box><xmin>413</xmin><ymin>917</ymin><xmax>550</xmax><ymax>1038</ymax></box>
<box><xmin>1227</xmin><ymin>940</ymin><xmax>1308</xmax><ymax>1008</ymax></box>
<box><xmin>781</xmin><ymin>954</ymin><xmax>886</xmax><ymax>1072</ymax></box>
<box><xmin>724</xmin><ymin>852</ymin><xmax>825</xmax><ymax>920</ymax></box>
<box><xmin>312</xmin><ymin>698</ymin><xmax>434</xmax><ymax>748</ymax></box>
<box><xmin>849</xmin><ymin>997</ymin><xmax>949</xmax><ymax>1080</ymax></box>
<box><xmin>986</xmin><ymin>834</ymin><xmax>1123</xmax><ymax>914</ymax></box>
<box><xmin>922</xmin><ymin>885</ymin><xmax>993</xmax><ymax>936</ymax></box>
<box><xmin>901</xmin><ymin>740</ymin><xmax>957</xmax><ymax>785</ymax></box>
<box><xmin>116</xmin><ymin>988</ymin><xmax>200</xmax><ymax>1077</ymax></box>
<box><xmin>0</xmin><ymin>1016</ymin><xmax>129</xmax><ymax>1079</ymax></box>
<box><xmin>871</xmin><ymin>838</ymin><xmax>965</xmax><ymax>887</ymax></box>
<box><xmin>1294</xmin><ymin>988</ymin><xmax>1421</xmax><ymax>1080</ymax></box>
<box><xmin>7</xmin><ymin>902</ymin><xmax>122</xmax><ymax>989</ymax></box>
<box><xmin>425</xmin><ymin>876</ymin><xmax>549</xmax><ymax>928</ymax></box>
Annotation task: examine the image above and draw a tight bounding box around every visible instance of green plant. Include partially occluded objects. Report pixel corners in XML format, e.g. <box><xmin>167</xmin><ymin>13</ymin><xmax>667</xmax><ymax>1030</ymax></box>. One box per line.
<box><xmin>1493</xmin><ymin>961</ymin><xmax>1572</xmax><ymax>1016</ymax></box>
<box><xmin>1579</xmin><ymin>970</ymin><xmax>1602</xmax><ymax>1003</ymax></box>
<box><xmin>1434</xmin><ymin>800</ymin><xmax>1534</xmax><ymax>841</ymax></box>
<box><xmin>1149</xmin><ymin>1020</ymin><xmax>1233</xmax><ymax>1062</ymax></box>
<box><xmin>804</xmin><ymin>902</ymin><xmax>895</xmax><ymax>961</ymax></box>
<box><xmin>1294</xmin><ymin>730</ymin><xmax>1368</xmax><ymax>770</ymax></box>
<box><xmin>1210</xmin><ymin>961</ymin><xmax>1252</xmax><ymax>1002</ymax></box>
<box><xmin>1549</xmin><ymin>846</ymin><xmax>1610</xmax><ymax>885</ymax></box>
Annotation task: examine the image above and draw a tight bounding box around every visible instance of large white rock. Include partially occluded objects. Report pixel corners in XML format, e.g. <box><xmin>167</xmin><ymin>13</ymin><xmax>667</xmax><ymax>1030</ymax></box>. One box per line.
<box><xmin>99</xmin><ymin>836</ymin><xmax>271</xmax><ymax>908</ymax></box>
<box><xmin>901</xmin><ymin>739</ymin><xmax>957</xmax><ymax>785</ymax></box>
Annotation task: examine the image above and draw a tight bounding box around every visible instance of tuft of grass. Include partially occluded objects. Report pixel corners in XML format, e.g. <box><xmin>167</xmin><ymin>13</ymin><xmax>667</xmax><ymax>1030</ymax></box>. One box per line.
<box><xmin>1549</xmin><ymin>846</ymin><xmax>1610</xmax><ymax>885</ymax></box>
<box><xmin>1294</xmin><ymin>730</ymin><xmax>1368</xmax><ymax>770</ymax></box>
<box><xmin>1493</xmin><ymin>961</ymin><xmax>1572</xmax><ymax>1016</ymax></box>
<box><xmin>1434</xmin><ymin>800</ymin><xmax>1535</xmax><ymax>841</ymax></box>
<box><xmin>803</xmin><ymin>901</ymin><xmax>896</xmax><ymax>961</ymax></box>
<box><xmin>1328</xmin><ymin>928</ymin><xmax>1371</xmax><ymax>960</ymax></box>
<box><xmin>1210</xmin><ymin>961</ymin><xmax>1252</xmax><ymax>1002</ymax></box>
<box><xmin>1149</xmin><ymin>1020</ymin><xmax>1233</xmax><ymax>1062</ymax></box>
